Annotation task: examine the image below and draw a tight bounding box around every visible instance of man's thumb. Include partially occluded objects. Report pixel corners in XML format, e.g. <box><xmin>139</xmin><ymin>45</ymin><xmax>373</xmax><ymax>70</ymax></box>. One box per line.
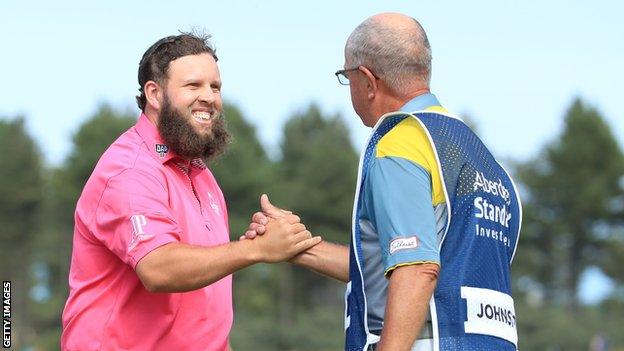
<box><xmin>260</xmin><ymin>194</ymin><xmax>282</xmax><ymax>217</ymax></box>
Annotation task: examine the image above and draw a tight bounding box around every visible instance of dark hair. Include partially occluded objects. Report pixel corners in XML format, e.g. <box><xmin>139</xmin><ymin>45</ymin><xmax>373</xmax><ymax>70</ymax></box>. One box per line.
<box><xmin>136</xmin><ymin>32</ymin><xmax>218</xmax><ymax>111</ymax></box>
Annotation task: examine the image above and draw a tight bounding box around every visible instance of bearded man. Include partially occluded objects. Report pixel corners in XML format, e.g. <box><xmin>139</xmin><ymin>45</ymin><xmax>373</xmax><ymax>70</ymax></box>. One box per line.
<box><xmin>61</xmin><ymin>33</ymin><xmax>320</xmax><ymax>351</ymax></box>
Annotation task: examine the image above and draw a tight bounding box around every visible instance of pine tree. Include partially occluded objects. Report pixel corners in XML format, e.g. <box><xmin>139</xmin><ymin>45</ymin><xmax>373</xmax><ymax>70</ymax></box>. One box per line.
<box><xmin>515</xmin><ymin>97</ymin><xmax>624</xmax><ymax>309</ymax></box>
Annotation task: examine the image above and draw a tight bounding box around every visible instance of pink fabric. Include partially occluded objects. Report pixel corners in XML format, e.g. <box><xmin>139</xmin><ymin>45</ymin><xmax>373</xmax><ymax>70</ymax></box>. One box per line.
<box><xmin>61</xmin><ymin>114</ymin><xmax>232</xmax><ymax>351</ymax></box>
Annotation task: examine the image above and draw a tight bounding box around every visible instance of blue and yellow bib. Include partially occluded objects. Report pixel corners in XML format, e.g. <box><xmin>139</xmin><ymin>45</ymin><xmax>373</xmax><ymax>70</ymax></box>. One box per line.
<box><xmin>345</xmin><ymin>110</ymin><xmax>522</xmax><ymax>351</ymax></box>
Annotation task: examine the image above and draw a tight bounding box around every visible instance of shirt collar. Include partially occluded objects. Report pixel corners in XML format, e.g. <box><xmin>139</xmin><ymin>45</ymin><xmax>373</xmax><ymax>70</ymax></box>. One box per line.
<box><xmin>134</xmin><ymin>113</ymin><xmax>208</xmax><ymax>170</ymax></box>
<box><xmin>400</xmin><ymin>92</ymin><xmax>441</xmax><ymax>112</ymax></box>
<box><xmin>174</xmin><ymin>158</ymin><xmax>208</xmax><ymax>175</ymax></box>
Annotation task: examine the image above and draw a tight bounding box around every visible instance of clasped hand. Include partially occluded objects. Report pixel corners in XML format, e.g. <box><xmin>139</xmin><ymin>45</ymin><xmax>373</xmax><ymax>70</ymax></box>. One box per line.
<box><xmin>241</xmin><ymin>194</ymin><xmax>321</xmax><ymax>263</ymax></box>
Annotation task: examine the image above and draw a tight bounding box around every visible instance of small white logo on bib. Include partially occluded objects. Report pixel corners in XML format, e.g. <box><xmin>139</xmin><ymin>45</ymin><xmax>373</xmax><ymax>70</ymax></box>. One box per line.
<box><xmin>461</xmin><ymin>286</ymin><xmax>518</xmax><ymax>346</ymax></box>
<box><xmin>389</xmin><ymin>236</ymin><xmax>419</xmax><ymax>254</ymax></box>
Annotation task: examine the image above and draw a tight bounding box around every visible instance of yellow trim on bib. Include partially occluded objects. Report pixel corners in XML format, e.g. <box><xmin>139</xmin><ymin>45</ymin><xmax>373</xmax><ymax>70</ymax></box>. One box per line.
<box><xmin>375</xmin><ymin>110</ymin><xmax>446</xmax><ymax>205</ymax></box>
<box><xmin>424</xmin><ymin>105</ymin><xmax>449</xmax><ymax>113</ymax></box>
<box><xmin>384</xmin><ymin>260</ymin><xmax>441</xmax><ymax>277</ymax></box>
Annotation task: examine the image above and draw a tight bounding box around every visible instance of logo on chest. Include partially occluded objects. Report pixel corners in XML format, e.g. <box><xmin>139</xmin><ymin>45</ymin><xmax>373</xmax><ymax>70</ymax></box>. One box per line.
<box><xmin>207</xmin><ymin>192</ymin><xmax>221</xmax><ymax>216</ymax></box>
<box><xmin>155</xmin><ymin>144</ymin><xmax>169</xmax><ymax>158</ymax></box>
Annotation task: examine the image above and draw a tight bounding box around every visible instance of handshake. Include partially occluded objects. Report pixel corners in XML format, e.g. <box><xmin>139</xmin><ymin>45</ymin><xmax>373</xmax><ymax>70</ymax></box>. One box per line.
<box><xmin>239</xmin><ymin>194</ymin><xmax>322</xmax><ymax>263</ymax></box>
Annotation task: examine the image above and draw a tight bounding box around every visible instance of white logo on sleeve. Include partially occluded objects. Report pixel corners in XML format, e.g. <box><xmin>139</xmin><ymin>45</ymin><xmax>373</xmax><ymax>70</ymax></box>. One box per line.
<box><xmin>389</xmin><ymin>236</ymin><xmax>419</xmax><ymax>254</ymax></box>
<box><xmin>131</xmin><ymin>215</ymin><xmax>146</xmax><ymax>235</ymax></box>
<box><xmin>129</xmin><ymin>215</ymin><xmax>153</xmax><ymax>250</ymax></box>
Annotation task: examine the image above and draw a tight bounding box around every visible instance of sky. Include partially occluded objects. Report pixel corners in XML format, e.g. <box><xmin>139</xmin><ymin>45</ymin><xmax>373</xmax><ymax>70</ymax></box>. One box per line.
<box><xmin>1</xmin><ymin>1</ymin><xmax>622</xmax><ymax>301</ymax></box>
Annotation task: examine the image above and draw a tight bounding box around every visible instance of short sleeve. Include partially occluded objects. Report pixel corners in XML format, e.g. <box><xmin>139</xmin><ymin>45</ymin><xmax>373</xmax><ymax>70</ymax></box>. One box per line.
<box><xmin>92</xmin><ymin>169</ymin><xmax>182</xmax><ymax>268</ymax></box>
<box><xmin>366</xmin><ymin>156</ymin><xmax>441</xmax><ymax>276</ymax></box>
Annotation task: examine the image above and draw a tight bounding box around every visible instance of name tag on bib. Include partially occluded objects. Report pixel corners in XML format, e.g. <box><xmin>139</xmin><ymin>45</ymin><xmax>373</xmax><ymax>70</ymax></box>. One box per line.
<box><xmin>461</xmin><ymin>286</ymin><xmax>517</xmax><ymax>346</ymax></box>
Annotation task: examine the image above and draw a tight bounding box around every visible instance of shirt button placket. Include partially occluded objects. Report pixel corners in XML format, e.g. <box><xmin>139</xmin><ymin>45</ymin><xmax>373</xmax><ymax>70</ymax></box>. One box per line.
<box><xmin>177</xmin><ymin>162</ymin><xmax>211</xmax><ymax>231</ymax></box>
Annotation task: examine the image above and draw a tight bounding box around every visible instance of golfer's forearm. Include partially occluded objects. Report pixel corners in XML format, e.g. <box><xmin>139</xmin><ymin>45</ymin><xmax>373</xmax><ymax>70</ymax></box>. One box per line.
<box><xmin>290</xmin><ymin>241</ymin><xmax>349</xmax><ymax>282</ymax></box>
<box><xmin>136</xmin><ymin>241</ymin><xmax>261</xmax><ymax>292</ymax></box>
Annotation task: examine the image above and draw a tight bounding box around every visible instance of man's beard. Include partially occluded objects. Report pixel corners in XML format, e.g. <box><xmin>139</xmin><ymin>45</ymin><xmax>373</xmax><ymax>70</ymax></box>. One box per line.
<box><xmin>158</xmin><ymin>94</ymin><xmax>230</xmax><ymax>162</ymax></box>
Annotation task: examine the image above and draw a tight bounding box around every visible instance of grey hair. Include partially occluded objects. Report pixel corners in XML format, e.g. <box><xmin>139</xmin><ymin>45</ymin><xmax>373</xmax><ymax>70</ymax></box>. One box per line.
<box><xmin>345</xmin><ymin>17</ymin><xmax>431</xmax><ymax>95</ymax></box>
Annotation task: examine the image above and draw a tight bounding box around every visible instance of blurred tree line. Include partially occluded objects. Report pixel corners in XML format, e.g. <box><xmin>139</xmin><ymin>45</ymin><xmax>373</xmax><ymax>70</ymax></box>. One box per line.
<box><xmin>0</xmin><ymin>97</ymin><xmax>622</xmax><ymax>350</ymax></box>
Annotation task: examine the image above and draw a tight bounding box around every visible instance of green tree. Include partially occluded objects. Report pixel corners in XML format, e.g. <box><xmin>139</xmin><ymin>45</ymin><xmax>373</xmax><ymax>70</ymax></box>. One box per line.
<box><xmin>274</xmin><ymin>104</ymin><xmax>358</xmax><ymax>350</ymax></box>
<box><xmin>514</xmin><ymin>97</ymin><xmax>624</xmax><ymax>310</ymax></box>
<box><xmin>277</xmin><ymin>104</ymin><xmax>358</xmax><ymax>245</ymax></box>
<box><xmin>515</xmin><ymin>297</ymin><xmax>624</xmax><ymax>350</ymax></box>
<box><xmin>0</xmin><ymin>116</ymin><xmax>44</xmax><ymax>349</ymax></box>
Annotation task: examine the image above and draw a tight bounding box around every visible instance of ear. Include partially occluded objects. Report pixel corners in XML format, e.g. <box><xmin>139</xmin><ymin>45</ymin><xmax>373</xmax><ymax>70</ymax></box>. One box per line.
<box><xmin>359</xmin><ymin>66</ymin><xmax>378</xmax><ymax>100</ymax></box>
<box><xmin>144</xmin><ymin>81</ymin><xmax>164</xmax><ymax>111</ymax></box>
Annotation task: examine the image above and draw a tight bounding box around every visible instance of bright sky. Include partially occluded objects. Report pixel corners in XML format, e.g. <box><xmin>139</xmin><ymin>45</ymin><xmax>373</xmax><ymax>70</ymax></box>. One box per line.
<box><xmin>2</xmin><ymin>0</ymin><xmax>623</xmax><ymax>166</ymax></box>
<box><xmin>2</xmin><ymin>1</ymin><xmax>622</xmax><ymax>301</ymax></box>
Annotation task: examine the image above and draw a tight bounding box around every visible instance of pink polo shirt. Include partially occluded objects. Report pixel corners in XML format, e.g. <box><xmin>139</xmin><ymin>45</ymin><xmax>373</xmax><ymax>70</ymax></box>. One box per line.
<box><xmin>61</xmin><ymin>114</ymin><xmax>232</xmax><ymax>351</ymax></box>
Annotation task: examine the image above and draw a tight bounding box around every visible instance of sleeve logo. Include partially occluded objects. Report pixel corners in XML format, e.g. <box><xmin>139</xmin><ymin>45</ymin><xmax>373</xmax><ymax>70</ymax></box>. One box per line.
<box><xmin>389</xmin><ymin>236</ymin><xmax>419</xmax><ymax>254</ymax></box>
<box><xmin>129</xmin><ymin>215</ymin><xmax>153</xmax><ymax>250</ymax></box>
